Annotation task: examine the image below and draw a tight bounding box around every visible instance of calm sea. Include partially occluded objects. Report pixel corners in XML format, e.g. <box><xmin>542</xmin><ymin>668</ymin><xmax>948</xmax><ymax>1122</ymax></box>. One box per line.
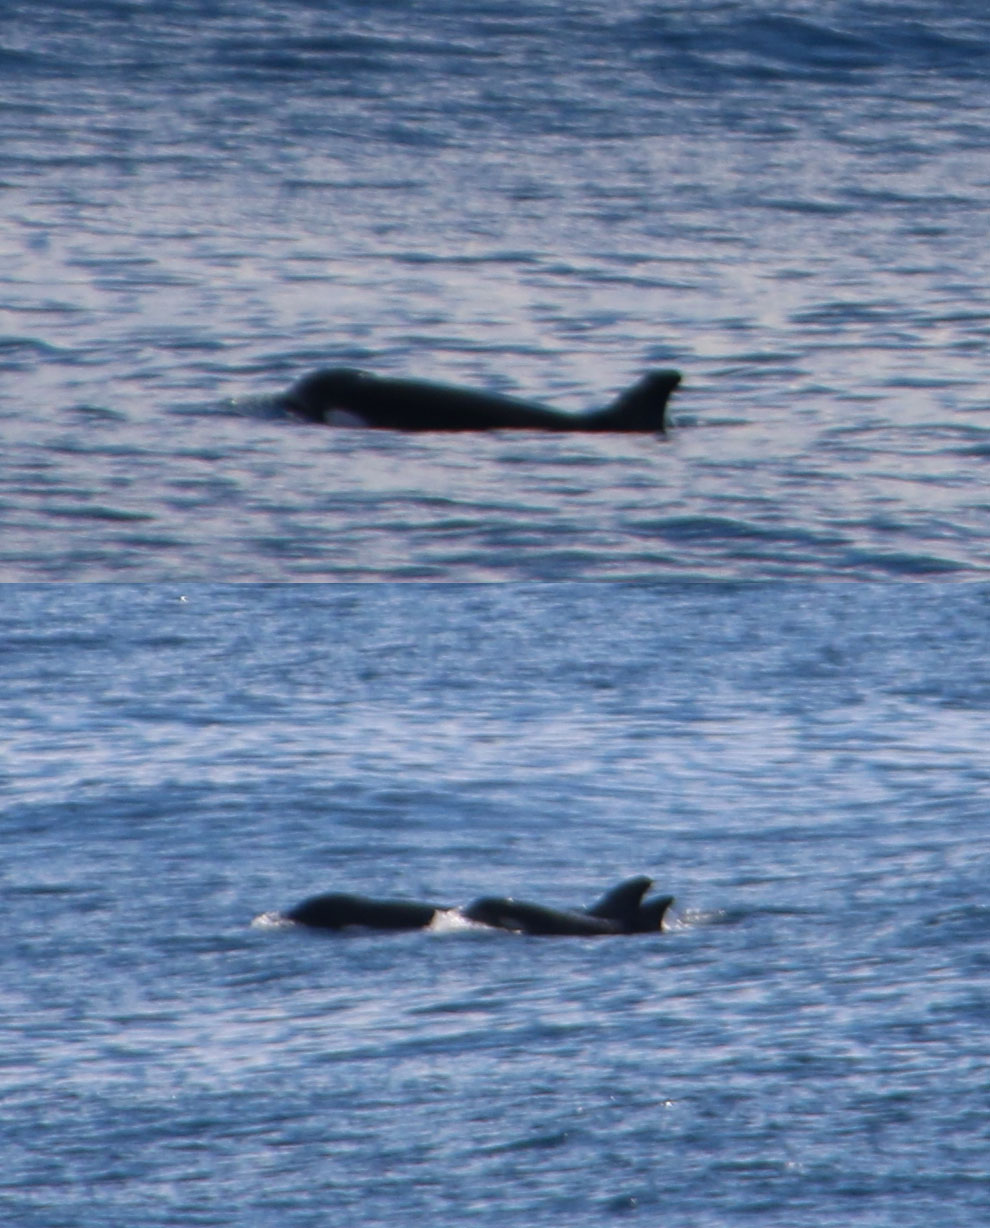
<box><xmin>2</xmin><ymin>0</ymin><xmax>988</xmax><ymax>578</ymax></box>
<box><xmin>3</xmin><ymin>3</ymin><xmax>989</xmax><ymax>1223</ymax></box>
<box><xmin>2</xmin><ymin>583</ymin><xmax>989</xmax><ymax>1226</ymax></box>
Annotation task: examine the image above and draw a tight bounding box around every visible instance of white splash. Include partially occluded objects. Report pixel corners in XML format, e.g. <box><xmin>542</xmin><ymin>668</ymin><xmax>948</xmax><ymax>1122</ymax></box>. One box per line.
<box><xmin>250</xmin><ymin>910</ymin><xmax>295</xmax><ymax>929</ymax></box>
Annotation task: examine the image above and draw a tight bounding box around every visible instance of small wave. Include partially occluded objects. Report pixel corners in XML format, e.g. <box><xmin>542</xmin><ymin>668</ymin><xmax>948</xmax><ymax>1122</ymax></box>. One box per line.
<box><xmin>838</xmin><ymin>550</ymin><xmax>969</xmax><ymax>578</ymax></box>
<box><xmin>924</xmin><ymin>905</ymin><xmax>990</xmax><ymax>939</ymax></box>
<box><xmin>250</xmin><ymin>911</ymin><xmax>294</xmax><ymax>930</ymax></box>
<box><xmin>479</xmin><ymin>1130</ymin><xmax>571</xmax><ymax>1156</ymax></box>
<box><xmin>623</xmin><ymin>8</ymin><xmax>990</xmax><ymax>85</ymax></box>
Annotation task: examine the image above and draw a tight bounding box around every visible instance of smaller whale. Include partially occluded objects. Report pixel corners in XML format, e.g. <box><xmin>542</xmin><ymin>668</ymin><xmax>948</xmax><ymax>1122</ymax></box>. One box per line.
<box><xmin>281</xmin><ymin>367</ymin><xmax>681</xmax><ymax>433</ymax></box>
<box><xmin>587</xmin><ymin>874</ymin><xmax>675</xmax><ymax>932</ymax></box>
<box><xmin>464</xmin><ymin>876</ymin><xmax>674</xmax><ymax>936</ymax></box>
<box><xmin>279</xmin><ymin>876</ymin><xmax>673</xmax><ymax>936</ymax></box>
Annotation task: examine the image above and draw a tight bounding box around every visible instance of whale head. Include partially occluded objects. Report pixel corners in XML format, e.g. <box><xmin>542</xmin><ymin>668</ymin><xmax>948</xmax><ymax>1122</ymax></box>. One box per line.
<box><xmin>282</xmin><ymin>367</ymin><xmax>373</xmax><ymax>423</ymax></box>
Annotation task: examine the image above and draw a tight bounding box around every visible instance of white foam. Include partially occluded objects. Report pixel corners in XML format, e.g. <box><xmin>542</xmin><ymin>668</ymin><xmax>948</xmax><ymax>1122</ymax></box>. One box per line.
<box><xmin>427</xmin><ymin>907</ymin><xmax>483</xmax><ymax>933</ymax></box>
<box><xmin>250</xmin><ymin>910</ymin><xmax>295</xmax><ymax>929</ymax></box>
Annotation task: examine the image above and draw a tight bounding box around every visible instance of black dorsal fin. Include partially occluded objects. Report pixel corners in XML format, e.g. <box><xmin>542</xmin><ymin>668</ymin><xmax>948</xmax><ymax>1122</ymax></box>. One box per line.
<box><xmin>586</xmin><ymin>876</ymin><xmax>653</xmax><ymax>922</ymax></box>
<box><xmin>594</xmin><ymin>371</ymin><xmax>681</xmax><ymax>432</ymax></box>
<box><xmin>634</xmin><ymin>895</ymin><xmax>675</xmax><ymax>932</ymax></box>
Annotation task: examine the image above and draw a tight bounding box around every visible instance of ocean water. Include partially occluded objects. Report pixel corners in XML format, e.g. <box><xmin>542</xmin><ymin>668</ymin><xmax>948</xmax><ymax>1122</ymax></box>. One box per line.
<box><xmin>2</xmin><ymin>583</ymin><xmax>989</xmax><ymax>1226</ymax></box>
<box><xmin>2</xmin><ymin>0</ymin><xmax>989</xmax><ymax>579</ymax></box>
<box><xmin>3</xmin><ymin>2</ymin><xmax>989</xmax><ymax>1222</ymax></box>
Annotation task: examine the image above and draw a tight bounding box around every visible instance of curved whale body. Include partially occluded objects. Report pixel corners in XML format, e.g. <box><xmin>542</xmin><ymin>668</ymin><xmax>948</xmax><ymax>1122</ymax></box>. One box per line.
<box><xmin>282</xmin><ymin>367</ymin><xmax>681</xmax><ymax>433</ymax></box>
<box><xmin>463</xmin><ymin>876</ymin><xmax>674</xmax><ymax>937</ymax></box>
<box><xmin>285</xmin><ymin>892</ymin><xmax>441</xmax><ymax>931</ymax></box>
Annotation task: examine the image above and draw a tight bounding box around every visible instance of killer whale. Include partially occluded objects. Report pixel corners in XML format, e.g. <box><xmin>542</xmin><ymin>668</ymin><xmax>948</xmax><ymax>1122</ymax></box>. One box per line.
<box><xmin>281</xmin><ymin>367</ymin><xmax>681</xmax><ymax>433</ymax></box>
<box><xmin>285</xmin><ymin>893</ymin><xmax>442</xmax><ymax>931</ymax></box>
<box><xmin>463</xmin><ymin>876</ymin><xmax>674</xmax><ymax>936</ymax></box>
<box><xmin>280</xmin><ymin>876</ymin><xmax>673</xmax><ymax>936</ymax></box>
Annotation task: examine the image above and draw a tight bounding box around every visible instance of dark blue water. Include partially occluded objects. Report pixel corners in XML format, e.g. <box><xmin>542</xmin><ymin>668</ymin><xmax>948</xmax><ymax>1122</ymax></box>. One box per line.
<box><xmin>3</xmin><ymin>0</ymin><xmax>989</xmax><ymax>578</ymax></box>
<box><xmin>3</xmin><ymin>583</ymin><xmax>989</xmax><ymax>1225</ymax></box>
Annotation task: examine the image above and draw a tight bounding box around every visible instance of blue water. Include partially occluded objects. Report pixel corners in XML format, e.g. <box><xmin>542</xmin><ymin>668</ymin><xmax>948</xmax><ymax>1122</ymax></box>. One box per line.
<box><xmin>3</xmin><ymin>2</ymin><xmax>989</xmax><ymax>1219</ymax></box>
<box><xmin>3</xmin><ymin>583</ymin><xmax>989</xmax><ymax>1226</ymax></box>
<box><xmin>2</xmin><ymin>0</ymin><xmax>989</xmax><ymax>578</ymax></box>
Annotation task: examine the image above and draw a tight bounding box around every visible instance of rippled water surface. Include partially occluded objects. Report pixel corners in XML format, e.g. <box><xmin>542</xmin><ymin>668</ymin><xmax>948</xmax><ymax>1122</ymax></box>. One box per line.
<box><xmin>2</xmin><ymin>0</ymin><xmax>988</xmax><ymax>577</ymax></box>
<box><xmin>3</xmin><ymin>584</ymin><xmax>990</xmax><ymax>1226</ymax></box>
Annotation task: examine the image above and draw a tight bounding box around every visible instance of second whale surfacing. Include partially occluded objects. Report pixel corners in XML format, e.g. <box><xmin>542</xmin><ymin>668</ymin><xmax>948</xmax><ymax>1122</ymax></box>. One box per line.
<box><xmin>280</xmin><ymin>876</ymin><xmax>674</xmax><ymax>937</ymax></box>
<box><xmin>463</xmin><ymin>875</ymin><xmax>674</xmax><ymax>936</ymax></box>
<box><xmin>282</xmin><ymin>367</ymin><xmax>681</xmax><ymax>433</ymax></box>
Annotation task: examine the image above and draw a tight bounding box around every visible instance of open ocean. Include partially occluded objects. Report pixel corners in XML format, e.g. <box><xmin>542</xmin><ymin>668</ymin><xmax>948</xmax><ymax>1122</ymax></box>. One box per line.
<box><xmin>3</xmin><ymin>583</ymin><xmax>990</xmax><ymax>1227</ymax></box>
<box><xmin>2</xmin><ymin>3</ymin><xmax>989</xmax><ymax>1226</ymax></box>
<box><xmin>2</xmin><ymin>0</ymin><xmax>988</xmax><ymax>578</ymax></box>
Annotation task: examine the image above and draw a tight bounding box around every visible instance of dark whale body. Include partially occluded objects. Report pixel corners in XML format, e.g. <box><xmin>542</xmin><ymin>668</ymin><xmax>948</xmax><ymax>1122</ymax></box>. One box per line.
<box><xmin>282</xmin><ymin>876</ymin><xmax>673</xmax><ymax>936</ymax></box>
<box><xmin>285</xmin><ymin>893</ymin><xmax>441</xmax><ymax>931</ymax></box>
<box><xmin>282</xmin><ymin>367</ymin><xmax>681</xmax><ymax>433</ymax></box>
<box><xmin>463</xmin><ymin>876</ymin><xmax>674</xmax><ymax>936</ymax></box>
